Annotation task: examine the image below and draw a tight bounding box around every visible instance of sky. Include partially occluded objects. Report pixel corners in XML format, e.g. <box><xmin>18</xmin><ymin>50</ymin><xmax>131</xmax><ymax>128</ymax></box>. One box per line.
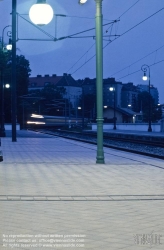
<box><xmin>1</xmin><ymin>0</ymin><xmax>164</xmax><ymax>103</ymax></box>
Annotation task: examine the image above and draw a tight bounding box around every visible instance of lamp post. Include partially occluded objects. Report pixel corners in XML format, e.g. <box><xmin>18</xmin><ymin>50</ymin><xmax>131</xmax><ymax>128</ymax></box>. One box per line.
<box><xmin>141</xmin><ymin>64</ymin><xmax>152</xmax><ymax>132</ymax></box>
<box><xmin>12</xmin><ymin>0</ymin><xmax>17</xmax><ymax>142</ymax></box>
<box><xmin>109</xmin><ymin>87</ymin><xmax>116</xmax><ymax>130</ymax></box>
<box><xmin>94</xmin><ymin>0</ymin><xmax>104</xmax><ymax>163</ymax></box>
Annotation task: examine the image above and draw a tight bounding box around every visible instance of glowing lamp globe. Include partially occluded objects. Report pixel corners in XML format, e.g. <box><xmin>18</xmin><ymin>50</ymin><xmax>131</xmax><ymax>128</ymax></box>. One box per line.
<box><xmin>6</xmin><ymin>44</ymin><xmax>12</xmax><ymax>50</ymax></box>
<box><xmin>142</xmin><ymin>75</ymin><xmax>148</xmax><ymax>81</ymax></box>
<box><xmin>5</xmin><ymin>84</ymin><xmax>10</xmax><ymax>88</ymax></box>
<box><xmin>29</xmin><ymin>0</ymin><xmax>54</xmax><ymax>26</ymax></box>
<box><xmin>79</xmin><ymin>0</ymin><xmax>88</xmax><ymax>4</ymax></box>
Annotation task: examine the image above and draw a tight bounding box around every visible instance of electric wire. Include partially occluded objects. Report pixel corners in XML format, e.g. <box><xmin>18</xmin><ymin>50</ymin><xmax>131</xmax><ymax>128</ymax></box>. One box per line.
<box><xmin>69</xmin><ymin>0</ymin><xmax>142</xmax><ymax>75</ymax></box>
<box><xmin>67</xmin><ymin>22</ymin><xmax>114</xmax><ymax>73</ymax></box>
<box><xmin>116</xmin><ymin>58</ymin><xmax>164</xmax><ymax>81</ymax></box>
<box><xmin>70</xmin><ymin>6</ymin><xmax>164</xmax><ymax>75</ymax></box>
<box><xmin>18</xmin><ymin>14</ymin><xmax>55</xmax><ymax>40</ymax></box>
<box><xmin>119</xmin><ymin>0</ymin><xmax>141</xmax><ymax>18</ymax></box>
<box><xmin>111</xmin><ymin>44</ymin><xmax>164</xmax><ymax>77</ymax></box>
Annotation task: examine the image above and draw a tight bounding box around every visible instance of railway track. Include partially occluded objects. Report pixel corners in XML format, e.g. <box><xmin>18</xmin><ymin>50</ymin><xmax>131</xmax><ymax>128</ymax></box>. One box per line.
<box><xmin>31</xmin><ymin>128</ymin><xmax>164</xmax><ymax>160</ymax></box>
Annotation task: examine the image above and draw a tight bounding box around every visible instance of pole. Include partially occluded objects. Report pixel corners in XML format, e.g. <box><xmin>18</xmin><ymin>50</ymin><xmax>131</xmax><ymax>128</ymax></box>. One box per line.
<box><xmin>95</xmin><ymin>0</ymin><xmax>104</xmax><ymax>164</ymax></box>
<box><xmin>12</xmin><ymin>0</ymin><xmax>17</xmax><ymax>141</ymax></box>
<box><xmin>148</xmin><ymin>69</ymin><xmax>152</xmax><ymax>132</ymax></box>
<box><xmin>0</xmin><ymin>70</ymin><xmax>6</xmax><ymax>137</ymax></box>
<box><xmin>82</xmin><ymin>85</ymin><xmax>84</xmax><ymax>129</ymax></box>
<box><xmin>113</xmin><ymin>88</ymin><xmax>116</xmax><ymax>130</ymax></box>
<box><xmin>65</xmin><ymin>99</ymin><xmax>66</xmax><ymax>126</ymax></box>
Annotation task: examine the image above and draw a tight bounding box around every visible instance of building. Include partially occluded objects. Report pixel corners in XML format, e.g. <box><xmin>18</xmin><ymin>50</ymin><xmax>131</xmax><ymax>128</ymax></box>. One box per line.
<box><xmin>29</xmin><ymin>73</ymin><xmax>82</xmax><ymax>108</ymax></box>
<box><xmin>77</xmin><ymin>77</ymin><xmax>123</xmax><ymax>108</ymax></box>
<box><xmin>121</xmin><ymin>82</ymin><xmax>138</xmax><ymax>111</ymax></box>
<box><xmin>103</xmin><ymin>106</ymin><xmax>136</xmax><ymax>123</ymax></box>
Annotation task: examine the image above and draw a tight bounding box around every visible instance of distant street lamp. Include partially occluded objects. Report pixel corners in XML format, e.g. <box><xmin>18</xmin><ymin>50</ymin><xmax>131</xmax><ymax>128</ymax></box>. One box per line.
<box><xmin>5</xmin><ymin>83</ymin><xmax>10</xmax><ymax>88</ymax></box>
<box><xmin>109</xmin><ymin>87</ymin><xmax>116</xmax><ymax>130</ymax></box>
<box><xmin>141</xmin><ymin>64</ymin><xmax>152</xmax><ymax>132</ymax></box>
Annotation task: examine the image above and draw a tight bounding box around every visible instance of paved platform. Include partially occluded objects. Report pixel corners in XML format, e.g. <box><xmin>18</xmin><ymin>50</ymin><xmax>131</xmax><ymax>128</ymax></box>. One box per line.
<box><xmin>0</xmin><ymin>130</ymin><xmax>164</xmax><ymax>250</ymax></box>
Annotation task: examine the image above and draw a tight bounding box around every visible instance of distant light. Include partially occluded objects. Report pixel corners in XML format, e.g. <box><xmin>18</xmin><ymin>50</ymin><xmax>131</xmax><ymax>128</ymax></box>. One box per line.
<box><xmin>79</xmin><ymin>0</ymin><xmax>88</xmax><ymax>4</ymax></box>
<box><xmin>29</xmin><ymin>0</ymin><xmax>54</xmax><ymax>26</ymax></box>
<box><xmin>27</xmin><ymin>121</ymin><xmax>45</xmax><ymax>124</ymax></box>
<box><xmin>142</xmin><ymin>76</ymin><xmax>148</xmax><ymax>81</ymax></box>
<box><xmin>78</xmin><ymin>107</ymin><xmax>82</xmax><ymax>110</ymax></box>
<box><xmin>5</xmin><ymin>84</ymin><xmax>10</xmax><ymax>88</ymax></box>
<box><xmin>142</xmin><ymin>72</ymin><xmax>148</xmax><ymax>81</ymax></box>
<box><xmin>109</xmin><ymin>87</ymin><xmax>114</xmax><ymax>91</ymax></box>
<box><xmin>158</xmin><ymin>103</ymin><xmax>161</xmax><ymax>106</ymax></box>
<box><xmin>104</xmin><ymin>106</ymin><xmax>107</xmax><ymax>108</ymax></box>
<box><xmin>31</xmin><ymin>114</ymin><xmax>44</xmax><ymax>118</ymax></box>
<box><xmin>128</xmin><ymin>104</ymin><xmax>131</xmax><ymax>107</ymax></box>
<box><xmin>6</xmin><ymin>44</ymin><xmax>12</xmax><ymax>50</ymax></box>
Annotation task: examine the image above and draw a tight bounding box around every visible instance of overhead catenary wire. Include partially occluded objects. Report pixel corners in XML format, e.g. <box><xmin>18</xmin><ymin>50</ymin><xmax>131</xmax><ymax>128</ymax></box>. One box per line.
<box><xmin>110</xmin><ymin>44</ymin><xmax>164</xmax><ymax>77</ymax></box>
<box><xmin>70</xmin><ymin>6</ymin><xmax>164</xmax><ymax>75</ymax></box>
<box><xmin>116</xmin><ymin>58</ymin><xmax>164</xmax><ymax>81</ymax></box>
<box><xmin>67</xmin><ymin>23</ymin><xmax>114</xmax><ymax>73</ymax></box>
<box><xmin>69</xmin><ymin>0</ymin><xmax>142</xmax><ymax>75</ymax></box>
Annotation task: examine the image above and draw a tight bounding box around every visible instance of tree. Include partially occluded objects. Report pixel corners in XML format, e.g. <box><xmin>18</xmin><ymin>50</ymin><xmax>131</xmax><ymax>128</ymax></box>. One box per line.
<box><xmin>27</xmin><ymin>84</ymin><xmax>66</xmax><ymax>116</ymax></box>
<box><xmin>0</xmin><ymin>46</ymin><xmax>31</xmax><ymax>125</ymax></box>
<box><xmin>137</xmin><ymin>91</ymin><xmax>162</xmax><ymax>122</ymax></box>
<box><xmin>79</xmin><ymin>93</ymin><xmax>96</xmax><ymax>119</ymax></box>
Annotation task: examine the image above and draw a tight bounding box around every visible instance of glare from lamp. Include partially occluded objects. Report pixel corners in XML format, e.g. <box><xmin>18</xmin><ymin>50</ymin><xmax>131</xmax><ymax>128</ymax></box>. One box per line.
<box><xmin>29</xmin><ymin>0</ymin><xmax>54</xmax><ymax>26</ymax></box>
<box><xmin>109</xmin><ymin>87</ymin><xmax>114</xmax><ymax>91</ymax></box>
<box><xmin>6</xmin><ymin>44</ymin><xmax>12</xmax><ymax>50</ymax></box>
<box><xmin>142</xmin><ymin>75</ymin><xmax>148</xmax><ymax>81</ymax></box>
<box><xmin>79</xmin><ymin>0</ymin><xmax>88</xmax><ymax>4</ymax></box>
<box><xmin>5</xmin><ymin>84</ymin><xmax>10</xmax><ymax>88</ymax></box>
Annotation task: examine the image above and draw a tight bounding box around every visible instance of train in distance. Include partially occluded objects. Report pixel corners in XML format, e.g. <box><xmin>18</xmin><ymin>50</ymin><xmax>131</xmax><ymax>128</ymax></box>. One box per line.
<box><xmin>27</xmin><ymin>114</ymin><xmax>88</xmax><ymax>127</ymax></box>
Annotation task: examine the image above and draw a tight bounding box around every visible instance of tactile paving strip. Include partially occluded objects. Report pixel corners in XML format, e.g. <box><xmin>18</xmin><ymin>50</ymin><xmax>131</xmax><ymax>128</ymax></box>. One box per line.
<box><xmin>0</xmin><ymin>195</ymin><xmax>164</xmax><ymax>201</ymax></box>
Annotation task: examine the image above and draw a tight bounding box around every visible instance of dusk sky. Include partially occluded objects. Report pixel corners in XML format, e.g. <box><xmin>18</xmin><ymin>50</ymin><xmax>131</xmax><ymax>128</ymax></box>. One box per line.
<box><xmin>1</xmin><ymin>0</ymin><xmax>164</xmax><ymax>103</ymax></box>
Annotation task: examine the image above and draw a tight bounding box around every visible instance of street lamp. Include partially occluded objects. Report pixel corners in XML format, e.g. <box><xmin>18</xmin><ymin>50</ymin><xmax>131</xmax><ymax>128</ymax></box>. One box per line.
<box><xmin>141</xmin><ymin>64</ymin><xmax>152</xmax><ymax>132</ymax></box>
<box><xmin>109</xmin><ymin>87</ymin><xmax>116</xmax><ymax>130</ymax></box>
<box><xmin>79</xmin><ymin>0</ymin><xmax>88</xmax><ymax>4</ymax></box>
<box><xmin>29</xmin><ymin>0</ymin><xmax>54</xmax><ymax>26</ymax></box>
<box><xmin>93</xmin><ymin>0</ymin><xmax>104</xmax><ymax>163</ymax></box>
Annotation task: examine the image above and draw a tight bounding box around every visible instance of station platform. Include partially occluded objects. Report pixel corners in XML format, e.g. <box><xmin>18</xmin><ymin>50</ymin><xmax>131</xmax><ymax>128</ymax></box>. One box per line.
<box><xmin>0</xmin><ymin>130</ymin><xmax>164</xmax><ymax>250</ymax></box>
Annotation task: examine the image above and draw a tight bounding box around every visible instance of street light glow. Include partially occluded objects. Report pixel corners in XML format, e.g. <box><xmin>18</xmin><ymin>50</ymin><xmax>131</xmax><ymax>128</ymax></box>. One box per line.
<box><xmin>6</xmin><ymin>44</ymin><xmax>12</xmax><ymax>50</ymax></box>
<box><xmin>5</xmin><ymin>84</ymin><xmax>10</xmax><ymax>88</ymax></box>
<box><xmin>29</xmin><ymin>0</ymin><xmax>54</xmax><ymax>26</ymax></box>
<box><xmin>142</xmin><ymin>72</ymin><xmax>148</xmax><ymax>81</ymax></box>
<box><xmin>79</xmin><ymin>0</ymin><xmax>88</xmax><ymax>4</ymax></box>
<box><xmin>142</xmin><ymin>75</ymin><xmax>148</xmax><ymax>81</ymax></box>
<box><xmin>109</xmin><ymin>87</ymin><xmax>114</xmax><ymax>91</ymax></box>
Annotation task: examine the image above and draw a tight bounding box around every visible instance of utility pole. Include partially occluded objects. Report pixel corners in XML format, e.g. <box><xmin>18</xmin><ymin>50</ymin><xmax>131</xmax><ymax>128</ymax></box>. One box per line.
<box><xmin>12</xmin><ymin>0</ymin><xmax>17</xmax><ymax>141</ymax></box>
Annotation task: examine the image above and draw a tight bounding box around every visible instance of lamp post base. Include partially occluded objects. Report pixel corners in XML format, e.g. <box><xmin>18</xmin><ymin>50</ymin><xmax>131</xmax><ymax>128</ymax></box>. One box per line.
<box><xmin>148</xmin><ymin>127</ymin><xmax>152</xmax><ymax>132</ymax></box>
<box><xmin>0</xmin><ymin>129</ymin><xmax>6</xmax><ymax>137</ymax></box>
